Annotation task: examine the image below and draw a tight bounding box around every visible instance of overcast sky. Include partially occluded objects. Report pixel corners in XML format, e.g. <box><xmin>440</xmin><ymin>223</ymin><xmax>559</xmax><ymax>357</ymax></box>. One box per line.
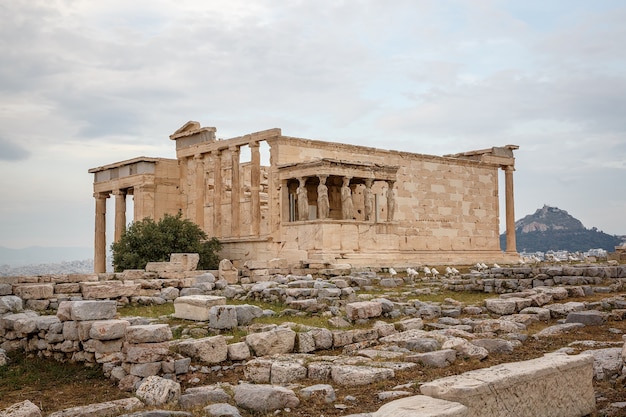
<box><xmin>1</xmin><ymin>0</ymin><xmax>625</xmax><ymax>251</ymax></box>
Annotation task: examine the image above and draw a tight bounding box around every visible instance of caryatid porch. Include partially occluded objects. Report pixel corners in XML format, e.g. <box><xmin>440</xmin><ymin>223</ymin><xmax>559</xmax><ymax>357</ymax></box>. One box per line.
<box><xmin>278</xmin><ymin>158</ymin><xmax>399</xmax><ymax>223</ymax></box>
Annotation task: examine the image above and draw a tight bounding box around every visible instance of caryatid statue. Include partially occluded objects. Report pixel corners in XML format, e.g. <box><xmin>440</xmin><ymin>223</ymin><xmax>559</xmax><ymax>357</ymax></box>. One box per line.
<box><xmin>341</xmin><ymin>177</ymin><xmax>354</xmax><ymax>220</ymax></box>
<box><xmin>317</xmin><ymin>175</ymin><xmax>330</xmax><ymax>219</ymax></box>
<box><xmin>297</xmin><ymin>177</ymin><xmax>309</xmax><ymax>221</ymax></box>
<box><xmin>364</xmin><ymin>178</ymin><xmax>374</xmax><ymax>221</ymax></box>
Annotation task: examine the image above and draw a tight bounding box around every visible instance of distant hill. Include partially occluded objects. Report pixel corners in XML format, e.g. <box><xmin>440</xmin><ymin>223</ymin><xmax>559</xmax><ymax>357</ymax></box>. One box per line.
<box><xmin>499</xmin><ymin>205</ymin><xmax>623</xmax><ymax>253</ymax></box>
<box><xmin>0</xmin><ymin>246</ymin><xmax>93</xmax><ymax>266</ymax></box>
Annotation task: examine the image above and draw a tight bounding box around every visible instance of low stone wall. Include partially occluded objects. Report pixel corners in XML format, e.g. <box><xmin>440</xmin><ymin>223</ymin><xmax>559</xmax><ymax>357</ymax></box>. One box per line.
<box><xmin>0</xmin><ymin>298</ymin><xmax>190</xmax><ymax>390</ymax></box>
<box><xmin>375</xmin><ymin>353</ymin><xmax>595</xmax><ymax>417</ymax></box>
<box><xmin>443</xmin><ymin>265</ymin><xmax>626</xmax><ymax>293</ymax></box>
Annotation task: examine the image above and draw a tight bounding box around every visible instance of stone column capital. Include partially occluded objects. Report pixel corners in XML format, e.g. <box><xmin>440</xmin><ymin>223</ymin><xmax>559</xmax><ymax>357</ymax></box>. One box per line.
<box><xmin>93</xmin><ymin>192</ymin><xmax>110</xmax><ymax>200</ymax></box>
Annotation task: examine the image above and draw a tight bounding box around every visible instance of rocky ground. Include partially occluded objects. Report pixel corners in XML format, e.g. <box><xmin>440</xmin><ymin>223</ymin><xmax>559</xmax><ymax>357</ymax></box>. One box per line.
<box><xmin>3</xmin><ymin>265</ymin><xmax>626</xmax><ymax>416</ymax></box>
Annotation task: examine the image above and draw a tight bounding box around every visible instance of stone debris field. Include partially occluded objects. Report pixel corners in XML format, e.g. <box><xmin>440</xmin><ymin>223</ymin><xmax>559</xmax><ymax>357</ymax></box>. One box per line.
<box><xmin>2</xmin><ymin>258</ymin><xmax>626</xmax><ymax>416</ymax></box>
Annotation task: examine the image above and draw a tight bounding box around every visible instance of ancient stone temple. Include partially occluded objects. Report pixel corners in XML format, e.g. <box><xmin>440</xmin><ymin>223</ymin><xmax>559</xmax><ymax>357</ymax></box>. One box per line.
<box><xmin>89</xmin><ymin>121</ymin><xmax>519</xmax><ymax>273</ymax></box>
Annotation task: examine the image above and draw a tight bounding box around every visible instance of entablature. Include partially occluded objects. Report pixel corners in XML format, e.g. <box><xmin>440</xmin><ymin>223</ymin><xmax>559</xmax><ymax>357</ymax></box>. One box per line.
<box><xmin>277</xmin><ymin>158</ymin><xmax>398</xmax><ymax>182</ymax></box>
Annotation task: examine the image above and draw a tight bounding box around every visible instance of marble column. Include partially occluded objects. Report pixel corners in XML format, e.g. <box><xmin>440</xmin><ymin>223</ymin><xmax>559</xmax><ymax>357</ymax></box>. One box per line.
<box><xmin>194</xmin><ymin>154</ymin><xmax>206</xmax><ymax>230</ymax></box>
<box><xmin>250</xmin><ymin>141</ymin><xmax>261</xmax><ymax>236</ymax></box>
<box><xmin>504</xmin><ymin>166</ymin><xmax>517</xmax><ymax>253</ymax></box>
<box><xmin>113</xmin><ymin>190</ymin><xmax>126</xmax><ymax>243</ymax></box>
<box><xmin>94</xmin><ymin>192</ymin><xmax>109</xmax><ymax>273</ymax></box>
<box><xmin>212</xmin><ymin>149</ymin><xmax>223</xmax><ymax>238</ymax></box>
<box><xmin>230</xmin><ymin>146</ymin><xmax>241</xmax><ymax>237</ymax></box>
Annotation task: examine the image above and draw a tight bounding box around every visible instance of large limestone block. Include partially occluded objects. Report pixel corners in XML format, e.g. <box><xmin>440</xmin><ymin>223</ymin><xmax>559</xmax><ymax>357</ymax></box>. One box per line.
<box><xmin>208</xmin><ymin>305</ymin><xmax>238</xmax><ymax>330</ymax></box>
<box><xmin>125</xmin><ymin>324</ymin><xmax>173</xmax><ymax>344</ymax></box>
<box><xmin>1</xmin><ymin>312</ymin><xmax>38</xmax><ymax>335</ymax></box>
<box><xmin>233</xmin><ymin>383</ymin><xmax>299</xmax><ymax>412</ymax></box>
<box><xmin>177</xmin><ymin>335</ymin><xmax>228</xmax><ymax>364</ymax></box>
<box><xmin>407</xmin><ymin>349</ymin><xmax>457</xmax><ymax>368</ymax></box>
<box><xmin>173</xmin><ymin>295</ymin><xmax>226</xmax><ymax>321</ymax></box>
<box><xmin>12</xmin><ymin>284</ymin><xmax>54</xmax><ymax>300</ymax></box>
<box><xmin>82</xmin><ymin>338</ymin><xmax>123</xmax><ymax>354</ymax></box>
<box><xmin>89</xmin><ymin>320</ymin><xmax>130</xmax><ymax>340</ymax></box>
<box><xmin>331</xmin><ymin>365</ymin><xmax>394</xmax><ymax>386</ymax></box>
<box><xmin>0</xmin><ymin>284</ymin><xmax>12</xmax><ymax>296</ymax></box>
<box><xmin>180</xmin><ymin>385</ymin><xmax>231</xmax><ymax>409</ymax></box>
<box><xmin>218</xmin><ymin>259</ymin><xmax>239</xmax><ymax>284</ymax></box>
<box><xmin>228</xmin><ymin>341</ymin><xmax>251</xmax><ymax>361</ymax></box>
<box><xmin>79</xmin><ymin>281</ymin><xmax>140</xmax><ymax>299</ymax></box>
<box><xmin>129</xmin><ymin>361</ymin><xmax>162</xmax><ymax>377</ymax></box>
<box><xmin>581</xmin><ymin>347</ymin><xmax>623</xmax><ymax>380</ymax></box>
<box><xmin>58</xmin><ymin>300</ymin><xmax>117</xmax><ymax>321</ymax></box>
<box><xmin>170</xmin><ymin>253</ymin><xmax>200</xmax><ymax>271</ymax></box>
<box><xmin>244</xmin><ymin>358</ymin><xmax>273</xmax><ymax>383</ymax></box>
<box><xmin>420</xmin><ymin>353</ymin><xmax>596</xmax><ymax>417</ymax></box>
<box><xmin>546</xmin><ymin>302</ymin><xmax>586</xmax><ymax>318</ymax></box>
<box><xmin>0</xmin><ymin>296</ymin><xmax>23</xmax><ymax>314</ymax></box>
<box><xmin>345</xmin><ymin>301</ymin><xmax>383</xmax><ymax>321</ymax></box>
<box><xmin>235</xmin><ymin>304</ymin><xmax>264</xmax><ymax>326</ymax></box>
<box><xmin>135</xmin><ymin>375</ymin><xmax>181</xmax><ymax>406</ymax></box>
<box><xmin>124</xmin><ymin>342</ymin><xmax>171</xmax><ymax>363</ymax></box>
<box><xmin>372</xmin><ymin>395</ymin><xmax>468</xmax><ymax>417</ymax></box>
<box><xmin>245</xmin><ymin>328</ymin><xmax>296</xmax><ymax>356</ymax></box>
<box><xmin>270</xmin><ymin>360</ymin><xmax>307</xmax><ymax>384</ymax></box>
<box><xmin>533</xmin><ymin>322</ymin><xmax>585</xmax><ymax>338</ymax></box>
<box><xmin>565</xmin><ymin>310</ymin><xmax>607</xmax><ymax>326</ymax></box>
<box><xmin>45</xmin><ymin>398</ymin><xmax>142</xmax><ymax>417</ymax></box>
<box><xmin>484</xmin><ymin>298</ymin><xmax>517</xmax><ymax>315</ymax></box>
<box><xmin>204</xmin><ymin>403</ymin><xmax>241</xmax><ymax>417</ymax></box>
<box><xmin>0</xmin><ymin>400</ymin><xmax>42</xmax><ymax>417</ymax></box>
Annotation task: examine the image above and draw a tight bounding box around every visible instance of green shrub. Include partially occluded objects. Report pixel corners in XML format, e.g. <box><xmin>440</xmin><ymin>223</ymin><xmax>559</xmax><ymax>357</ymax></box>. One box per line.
<box><xmin>111</xmin><ymin>212</ymin><xmax>221</xmax><ymax>272</ymax></box>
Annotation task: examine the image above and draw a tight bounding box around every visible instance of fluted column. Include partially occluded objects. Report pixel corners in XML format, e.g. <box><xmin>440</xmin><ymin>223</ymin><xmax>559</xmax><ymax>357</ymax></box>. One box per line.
<box><xmin>113</xmin><ymin>190</ymin><xmax>126</xmax><ymax>243</ymax></box>
<box><xmin>94</xmin><ymin>192</ymin><xmax>109</xmax><ymax>273</ymax></box>
<box><xmin>212</xmin><ymin>149</ymin><xmax>223</xmax><ymax>238</ymax></box>
<box><xmin>194</xmin><ymin>154</ymin><xmax>206</xmax><ymax>230</ymax></box>
<box><xmin>250</xmin><ymin>141</ymin><xmax>261</xmax><ymax>236</ymax></box>
<box><xmin>504</xmin><ymin>166</ymin><xmax>517</xmax><ymax>253</ymax></box>
<box><xmin>230</xmin><ymin>146</ymin><xmax>241</xmax><ymax>237</ymax></box>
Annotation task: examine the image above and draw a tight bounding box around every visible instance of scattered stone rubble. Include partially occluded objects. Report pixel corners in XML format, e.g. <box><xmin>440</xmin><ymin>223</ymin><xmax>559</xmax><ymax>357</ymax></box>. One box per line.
<box><xmin>2</xmin><ymin>258</ymin><xmax>626</xmax><ymax>416</ymax></box>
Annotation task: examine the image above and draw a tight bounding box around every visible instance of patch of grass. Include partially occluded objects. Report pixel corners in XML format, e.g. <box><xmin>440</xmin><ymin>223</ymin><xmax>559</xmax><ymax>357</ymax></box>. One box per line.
<box><xmin>0</xmin><ymin>352</ymin><xmax>129</xmax><ymax>412</ymax></box>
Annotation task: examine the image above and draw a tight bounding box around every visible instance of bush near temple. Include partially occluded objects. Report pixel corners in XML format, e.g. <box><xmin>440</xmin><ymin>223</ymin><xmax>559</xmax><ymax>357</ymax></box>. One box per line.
<box><xmin>111</xmin><ymin>213</ymin><xmax>221</xmax><ymax>272</ymax></box>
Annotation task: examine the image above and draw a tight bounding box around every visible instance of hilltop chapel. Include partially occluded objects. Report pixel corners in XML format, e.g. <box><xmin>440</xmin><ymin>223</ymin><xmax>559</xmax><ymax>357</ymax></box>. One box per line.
<box><xmin>89</xmin><ymin>122</ymin><xmax>520</xmax><ymax>273</ymax></box>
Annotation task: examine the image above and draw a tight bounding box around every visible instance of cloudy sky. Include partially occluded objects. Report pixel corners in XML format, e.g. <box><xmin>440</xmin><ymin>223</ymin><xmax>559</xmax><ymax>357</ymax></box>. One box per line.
<box><xmin>1</xmin><ymin>0</ymin><xmax>625</xmax><ymax>252</ymax></box>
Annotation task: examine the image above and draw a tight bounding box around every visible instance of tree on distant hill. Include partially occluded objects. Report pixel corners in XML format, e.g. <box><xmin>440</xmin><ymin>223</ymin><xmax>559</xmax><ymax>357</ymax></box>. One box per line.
<box><xmin>111</xmin><ymin>213</ymin><xmax>221</xmax><ymax>272</ymax></box>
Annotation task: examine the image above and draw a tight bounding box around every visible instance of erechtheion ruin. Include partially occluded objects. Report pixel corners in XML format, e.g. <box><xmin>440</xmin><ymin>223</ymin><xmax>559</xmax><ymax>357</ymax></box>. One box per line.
<box><xmin>89</xmin><ymin>122</ymin><xmax>520</xmax><ymax>273</ymax></box>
